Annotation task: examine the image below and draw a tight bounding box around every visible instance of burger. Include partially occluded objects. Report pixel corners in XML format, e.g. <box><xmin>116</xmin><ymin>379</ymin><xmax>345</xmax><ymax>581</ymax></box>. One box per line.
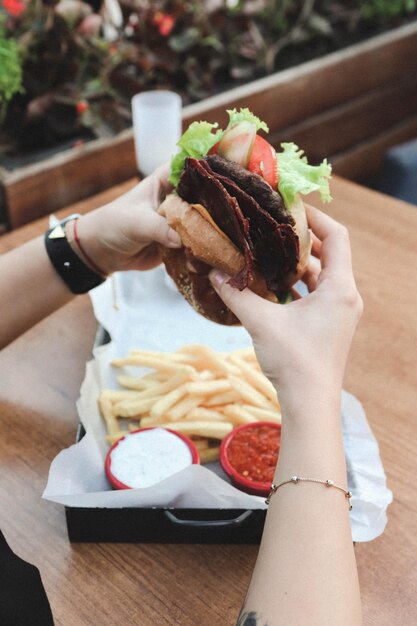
<box><xmin>158</xmin><ymin>108</ymin><xmax>332</xmax><ymax>325</ymax></box>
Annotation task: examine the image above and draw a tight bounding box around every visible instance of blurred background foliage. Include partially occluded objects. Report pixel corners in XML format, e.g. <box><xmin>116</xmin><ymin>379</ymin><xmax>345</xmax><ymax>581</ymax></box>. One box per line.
<box><xmin>1</xmin><ymin>0</ymin><xmax>416</xmax><ymax>155</ymax></box>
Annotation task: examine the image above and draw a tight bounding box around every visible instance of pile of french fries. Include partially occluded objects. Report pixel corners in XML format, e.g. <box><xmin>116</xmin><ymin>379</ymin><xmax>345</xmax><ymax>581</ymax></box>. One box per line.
<box><xmin>99</xmin><ymin>344</ymin><xmax>280</xmax><ymax>464</ymax></box>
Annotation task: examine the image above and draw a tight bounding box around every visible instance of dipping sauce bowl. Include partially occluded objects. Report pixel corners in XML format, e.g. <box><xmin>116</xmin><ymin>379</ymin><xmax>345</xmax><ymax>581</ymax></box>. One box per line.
<box><xmin>105</xmin><ymin>427</ymin><xmax>200</xmax><ymax>490</ymax></box>
<box><xmin>220</xmin><ymin>422</ymin><xmax>281</xmax><ymax>497</ymax></box>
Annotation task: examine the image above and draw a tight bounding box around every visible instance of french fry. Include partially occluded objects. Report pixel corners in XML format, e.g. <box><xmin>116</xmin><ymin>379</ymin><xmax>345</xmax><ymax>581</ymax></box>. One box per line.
<box><xmin>100</xmin><ymin>345</ymin><xmax>282</xmax><ymax>453</ymax></box>
<box><xmin>227</xmin><ymin>375</ymin><xmax>272</xmax><ymax>409</ymax></box>
<box><xmin>230</xmin><ymin>355</ymin><xmax>279</xmax><ymax>406</ymax></box>
<box><xmin>166</xmin><ymin>394</ymin><xmax>206</xmax><ymax>421</ymax></box>
<box><xmin>154</xmin><ymin>420</ymin><xmax>233</xmax><ymax>439</ymax></box>
<box><xmin>111</xmin><ymin>354</ymin><xmax>195</xmax><ymax>375</ymax></box>
<box><xmin>192</xmin><ymin>438</ymin><xmax>210</xmax><ymax>451</ymax></box>
<box><xmin>226</xmin><ymin>347</ymin><xmax>258</xmax><ymax>365</ymax></box>
<box><xmin>241</xmin><ymin>405</ymin><xmax>282</xmax><ymax>423</ymax></box>
<box><xmin>114</xmin><ymin>370</ymin><xmax>192</xmax><ymax>406</ymax></box>
<box><xmin>203</xmin><ymin>390</ymin><xmax>240</xmax><ymax>407</ymax></box>
<box><xmin>130</xmin><ymin>349</ymin><xmax>197</xmax><ymax>366</ymax></box>
<box><xmin>105</xmin><ymin>431</ymin><xmax>127</xmax><ymax>445</ymax></box>
<box><xmin>139</xmin><ymin>415</ymin><xmax>168</xmax><ymax>427</ymax></box>
<box><xmin>199</xmin><ymin>446</ymin><xmax>221</xmax><ymax>463</ymax></box>
<box><xmin>99</xmin><ymin>396</ymin><xmax>120</xmax><ymax>436</ymax></box>
<box><xmin>128</xmin><ymin>422</ymin><xmax>141</xmax><ymax>431</ymax></box>
<box><xmin>185</xmin><ymin>379</ymin><xmax>231</xmax><ymax>396</ymax></box>
<box><xmin>191</xmin><ymin>369</ymin><xmax>215</xmax><ymax>382</ymax></box>
<box><xmin>184</xmin><ymin>407</ymin><xmax>228</xmax><ymax>422</ymax></box>
<box><xmin>112</xmin><ymin>396</ymin><xmax>157</xmax><ymax>418</ymax></box>
<box><xmin>221</xmin><ymin>404</ymin><xmax>258</xmax><ymax>425</ymax></box>
<box><xmin>178</xmin><ymin>345</ymin><xmax>237</xmax><ymax>375</ymax></box>
<box><xmin>143</xmin><ymin>371</ymin><xmax>170</xmax><ymax>381</ymax></box>
<box><xmin>149</xmin><ymin>370</ymin><xmax>192</xmax><ymax>393</ymax></box>
<box><xmin>116</xmin><ymin>375</ymin><xmax>159</xmax><ymax>391</ymax></box>
<box><xmin>150</xmin><ymin>384</ymin><xmax>188</xmax><ymax>419</ymax></box>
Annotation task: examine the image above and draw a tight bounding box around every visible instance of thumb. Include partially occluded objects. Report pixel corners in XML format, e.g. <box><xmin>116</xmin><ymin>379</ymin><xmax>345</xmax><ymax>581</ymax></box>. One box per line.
<box><xmin>209</xmin><ymin>270</ymin><xmax>271</xmax><ymax>330</ymax></box>
<box><xmin>135</xmin><ymin>210</ymin><xmax>182</xmax><ymax>249</ymax></box>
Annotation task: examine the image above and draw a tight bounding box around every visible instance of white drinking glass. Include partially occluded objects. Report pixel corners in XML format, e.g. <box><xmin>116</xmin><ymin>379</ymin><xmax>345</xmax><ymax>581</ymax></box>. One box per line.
<box><xmin>131</xmin><ymin>90</ymin><xmax>182</xmax><ymax>177</ymax></box>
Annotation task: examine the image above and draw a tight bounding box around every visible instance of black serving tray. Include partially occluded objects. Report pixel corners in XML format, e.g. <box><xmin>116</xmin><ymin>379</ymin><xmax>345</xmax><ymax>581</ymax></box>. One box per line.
<box><xmin>66</xmin><ymin>506</ymin><xmax>266</xmax><ymax>544</ymax></box>
<box><xmin>65</xmin><ymin>423</ymin><xmax>267</xmax><ymax>544</ymax></box>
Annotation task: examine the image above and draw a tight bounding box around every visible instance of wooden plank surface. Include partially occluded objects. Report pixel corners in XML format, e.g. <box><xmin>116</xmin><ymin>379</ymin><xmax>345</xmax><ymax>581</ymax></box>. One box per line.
<box><xmin>324</xmin><ymin>179</ymin><xmax>417</xmax><ymax>626</ymax></box>
<box><xmin>270</xmin><ymin>77</ymin><xmax>417</xmax><ymax>162</ymax></box>
<box><xmin>0</xmin><ymin>177</ymin><xmax>417</xmax><ymax>624</ymax></box>
<box><xmin>331</xmin><ymin>115</ymin><xmax>417</xmax><ymax>180</ymax></box>
<box><xmin>2</xmin><ymin>130</ymin><xmax>138</xmax><ymax>230</ymax></box>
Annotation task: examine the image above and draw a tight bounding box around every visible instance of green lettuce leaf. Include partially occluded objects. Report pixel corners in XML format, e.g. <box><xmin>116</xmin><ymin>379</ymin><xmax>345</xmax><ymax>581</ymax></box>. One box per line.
<box><xmin>278</xmin><ymin>143</ymin><xmax>332</xmax><ymax>208</ymax></box>
<box><xmin>226</xmin><ymin>107</ymin><xmax>269</xmax><ymax>133</ymax></box>
<box><xmin>169</xmin><ymin>121</ymin><xmax>223</xmax><ymax>187</ymax></box>
<box><xmin>169</xmin><ymin>108</ymin><xmax>270</xmax><ymax>186</ymax></box>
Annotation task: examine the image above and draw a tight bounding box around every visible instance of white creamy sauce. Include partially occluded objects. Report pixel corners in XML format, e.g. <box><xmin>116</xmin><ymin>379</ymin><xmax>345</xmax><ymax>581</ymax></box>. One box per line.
<box><xmin>110</xmin><ymin>428</ymin><xmax>192</xmax><ymax>489</ymax></box>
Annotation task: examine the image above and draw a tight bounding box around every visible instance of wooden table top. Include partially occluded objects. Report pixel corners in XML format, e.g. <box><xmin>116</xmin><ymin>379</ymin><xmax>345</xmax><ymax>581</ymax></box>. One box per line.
<box><xmin>0</xmin><ymin>177</ymin><xmax>416</xmax><ymax>625</ymax></box>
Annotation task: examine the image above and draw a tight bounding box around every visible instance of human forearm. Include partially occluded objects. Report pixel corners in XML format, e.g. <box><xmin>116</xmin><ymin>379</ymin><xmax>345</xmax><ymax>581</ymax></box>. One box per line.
<box><xmin>0</xmin><ymin>168</ymin><xmax>181</xmax><ymax>349</ymax></box>
<box><xmin>210</xmin><ymin>207</ymin><xmax>363</xmax><ymax>625</ymax></box>
<box><xmin>0</xmin><ymin>237</ymin><xmax>73</xmax><ymax>348</ymax></box>
<box><xmin>239</xmin><ymin>387</ymin><xmax>362</xmax><ymax>626</ymax></box>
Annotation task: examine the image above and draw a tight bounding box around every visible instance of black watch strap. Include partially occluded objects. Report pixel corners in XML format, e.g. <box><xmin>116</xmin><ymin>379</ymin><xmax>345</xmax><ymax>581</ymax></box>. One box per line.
<box><xmin>45</xmin><ymin>216</ymin><xmax>105</xmax><ymax>294</ymax></box>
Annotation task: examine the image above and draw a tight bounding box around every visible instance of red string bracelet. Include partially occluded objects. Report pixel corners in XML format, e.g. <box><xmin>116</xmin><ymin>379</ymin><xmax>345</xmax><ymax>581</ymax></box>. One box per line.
<box><xmin>73</xmin><ymin>219</ymin><xmax>107</xmax><ymax>277</ymax></box>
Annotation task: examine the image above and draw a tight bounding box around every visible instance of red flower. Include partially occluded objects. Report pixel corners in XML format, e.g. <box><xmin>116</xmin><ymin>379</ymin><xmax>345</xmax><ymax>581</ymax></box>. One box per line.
<box><xmin>76</xmin><ymin>101</ymin><xmax>89</xmax><ymax>115</ymax></box>
<box><xmin>152</xmin><ymin>11</ymin><xmax>175</xmax><ymax>37</ymax></box>
<box><xmin>2</xmin><ymin>0</ymin><xmax>25</xmax><ymax>17</ymax></box>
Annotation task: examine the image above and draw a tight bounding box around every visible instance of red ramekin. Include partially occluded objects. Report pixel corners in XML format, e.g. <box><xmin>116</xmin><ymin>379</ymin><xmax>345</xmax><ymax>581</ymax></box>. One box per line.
<box><xmin>105</xmin><ymin>427</ymin><xmax>200</xmax><ymax>490</ymax></box>
<box><xmin>220</xmin><ymin>421</ymin><xmax>281</xmax><ymax>497</ymax></box>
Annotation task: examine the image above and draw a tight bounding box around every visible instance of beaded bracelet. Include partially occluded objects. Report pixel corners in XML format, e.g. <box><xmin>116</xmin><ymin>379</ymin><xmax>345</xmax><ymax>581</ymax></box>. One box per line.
<box><xmin>266</xmin><ymin>475</ymin><xmax>352</xmax><ymax>510</ymax></box>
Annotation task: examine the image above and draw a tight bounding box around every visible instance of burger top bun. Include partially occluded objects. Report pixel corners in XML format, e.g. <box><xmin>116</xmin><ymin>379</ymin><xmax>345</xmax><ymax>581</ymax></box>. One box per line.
<box><xmin>159</xmin><ymin>194</ymin><xmax>277</xmax><ymax>325</ymax></box>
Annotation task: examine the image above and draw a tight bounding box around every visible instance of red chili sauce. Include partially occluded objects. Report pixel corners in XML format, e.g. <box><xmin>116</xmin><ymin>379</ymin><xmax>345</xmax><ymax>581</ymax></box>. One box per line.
<box><xmin>227</xmin><ymin>425</ymin><xmax>280</xmax><ymax>483</ymax></box>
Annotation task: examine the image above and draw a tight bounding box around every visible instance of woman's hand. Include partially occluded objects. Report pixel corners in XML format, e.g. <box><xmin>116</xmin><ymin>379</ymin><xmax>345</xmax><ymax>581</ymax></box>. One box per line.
<box><xmin>209</xmin><ymin>205</ymin><xmax>363</xmax><ymax>413</ymax></box>
<box><xmin>71</xmin><ymin>165</ymin><xmax>181</xmax><ymax>275</ymax></box>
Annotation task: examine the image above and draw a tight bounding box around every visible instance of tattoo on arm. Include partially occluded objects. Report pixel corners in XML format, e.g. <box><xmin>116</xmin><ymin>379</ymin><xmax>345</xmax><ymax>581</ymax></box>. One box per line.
<box><xmin>236</xmin><ymin>611</ymin><xmax>268</xmax><ymax>626</ymax></box>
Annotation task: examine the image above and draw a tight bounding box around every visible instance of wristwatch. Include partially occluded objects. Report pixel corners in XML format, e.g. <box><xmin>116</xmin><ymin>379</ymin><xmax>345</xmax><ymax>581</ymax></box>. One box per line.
<box><xmin>45</xmin><ymin>215</ymin><xmax>105</xmax><ymax>294</ymax></box>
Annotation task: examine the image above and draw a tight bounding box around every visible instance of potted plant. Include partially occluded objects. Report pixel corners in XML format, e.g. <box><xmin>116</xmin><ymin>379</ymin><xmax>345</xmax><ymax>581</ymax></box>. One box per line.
<box><xmin>1</xmin><ymin>0</ymin><xmax>416</xmax><ymax>229</ymax></box>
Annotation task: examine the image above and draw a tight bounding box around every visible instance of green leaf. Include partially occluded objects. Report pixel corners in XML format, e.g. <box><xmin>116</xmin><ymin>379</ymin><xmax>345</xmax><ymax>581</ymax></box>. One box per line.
<box><xmin>0</xmin><ymin>29</ymin><xmax>24</xmax><ymax>126</ymax></box>
<box><xmin>277</xmin><ymin>142</ymin><xmax>332</xmax><ymax>209</ymax></box>
<box><xmin>169</xmin><ymin>121</ymin><xmax>223</xmax><ymax>187</ymax></box>
<box><xmin>169</xmin><ymin>27</ymin><xmax>200</xmax><ymax>52</ymax></box>
<box><xmin>226</xmin><ymin>107</ymin><xmax>269</xmax><ymax>133</ymax></box>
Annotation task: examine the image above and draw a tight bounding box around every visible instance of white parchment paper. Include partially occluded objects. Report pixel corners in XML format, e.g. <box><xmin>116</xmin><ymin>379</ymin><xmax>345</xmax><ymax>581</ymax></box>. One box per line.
<box><xmin>43</xmin><ymin>269</ymin><xmax>393</xmax><ymax>541</ymax></box>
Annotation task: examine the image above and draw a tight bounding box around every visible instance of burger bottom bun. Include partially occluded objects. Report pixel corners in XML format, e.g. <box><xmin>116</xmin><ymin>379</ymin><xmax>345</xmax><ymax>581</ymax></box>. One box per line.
<box><xmin>161</xmin><ymin>246</ymin><xmax>239</xmax><ymax>325</ymax></box>
<box><xmin>159</xmin><ymin>194</ymin><xmax>277</xmax><ymax>325</ymax></box>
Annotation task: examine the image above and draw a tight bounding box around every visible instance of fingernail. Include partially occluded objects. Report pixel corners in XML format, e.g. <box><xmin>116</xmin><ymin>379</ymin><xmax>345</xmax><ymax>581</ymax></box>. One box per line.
<box><xmin>167</xmin><ymin>228</ymin><xmax>182</xmax><ymax>247</ymax></box>
<box><xmin>209</xmin><ymin>269</ymin><xmax>226</xmax><ymax>288</ymax></box>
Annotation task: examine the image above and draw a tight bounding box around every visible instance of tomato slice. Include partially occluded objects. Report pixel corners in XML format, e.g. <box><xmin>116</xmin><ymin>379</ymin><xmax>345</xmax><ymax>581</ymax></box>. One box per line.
<box><xmin>208</xmin><ymin>132</ymin><xmax>278</xmax><ymax>190</ymax></box>
<box><xmin>247</xmin><ymin>135</ymin><xmax>278</xmax><ymax>189</ymax></box>
<box><xmin>208</xmin><ymin>141</ymin><xmax>219</xmax><ymax>155</ymax></box>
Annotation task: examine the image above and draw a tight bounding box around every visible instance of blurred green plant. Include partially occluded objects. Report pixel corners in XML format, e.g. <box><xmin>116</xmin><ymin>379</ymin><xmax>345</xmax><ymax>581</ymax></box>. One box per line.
<box><xmin>0</xmin><ymin>16</ymin><xmax>23</xmax><ymax>126</ymax></box>
<box><xmin>359</xmin><ymin>0</ymin><xmax>417</xmax><ymax>19</ymax></box>
<box><xmin>1</xmin><ymin>0</ymin><xmax>126</xmax><ymax>148</ymax></box>
<box><xmin>1</xmin><ymin>0</ymin><xmax>416</xmax><ymax>156</ymax></box>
